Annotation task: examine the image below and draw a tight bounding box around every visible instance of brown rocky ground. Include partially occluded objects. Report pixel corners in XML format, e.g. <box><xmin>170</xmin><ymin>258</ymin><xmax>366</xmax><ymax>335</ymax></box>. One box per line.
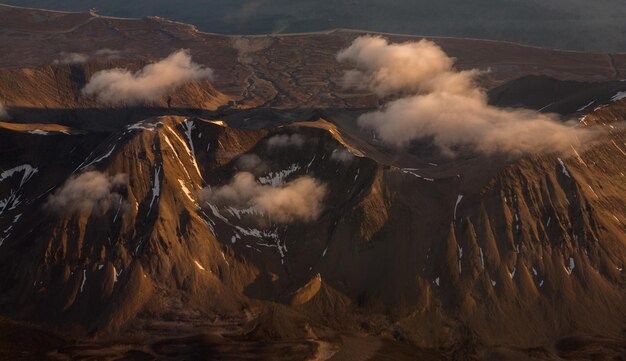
<box><xmin>0</xmin><ymin>4</ymin><xmax>625</xmax><ymax>361</ymax></box>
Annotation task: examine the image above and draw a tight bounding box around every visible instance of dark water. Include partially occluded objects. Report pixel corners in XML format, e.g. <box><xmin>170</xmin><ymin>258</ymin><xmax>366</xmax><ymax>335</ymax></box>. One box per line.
<box><xmin>3</xmin><ymin>0</ymin><xmax>626</xmax><ymax>52</ymax></box>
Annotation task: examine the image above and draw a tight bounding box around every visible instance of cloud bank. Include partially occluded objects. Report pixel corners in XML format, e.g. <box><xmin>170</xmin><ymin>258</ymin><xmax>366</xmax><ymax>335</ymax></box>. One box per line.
<box><xmin>199</xmin><ymin>172</ymin><xmax>326</xmax><ymax>223</ymax></box>
<box><xmin>46</xmin><ymin>171</ymin><xmax>127</xmax><ymax>214</ymax></box>
<box><xmin>82</xmin><ymin>50</ymin><xmax>213</xmax><ymax>105</ymax></box>
<box><xmin>338</xmin><ymin>36</ymin><xmax>598</xmax><ymax>156</ymax></box>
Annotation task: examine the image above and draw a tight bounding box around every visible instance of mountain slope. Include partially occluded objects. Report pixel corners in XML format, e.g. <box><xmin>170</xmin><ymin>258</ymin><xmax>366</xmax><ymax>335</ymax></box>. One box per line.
<box><xmin>0</xmin><ymin>102</ymin><xmax>623</xmax><ymax>359</ymax></box>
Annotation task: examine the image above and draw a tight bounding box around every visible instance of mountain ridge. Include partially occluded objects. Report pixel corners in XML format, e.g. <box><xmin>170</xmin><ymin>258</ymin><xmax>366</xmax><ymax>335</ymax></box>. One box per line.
<box><xmin>0</xmin><ymin>4</ymin><xmax>625</xmax><ymax>360</ymax></box>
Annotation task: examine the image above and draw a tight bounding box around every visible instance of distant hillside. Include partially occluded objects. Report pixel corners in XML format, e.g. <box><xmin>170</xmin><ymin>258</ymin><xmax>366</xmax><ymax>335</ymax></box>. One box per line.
<box><xmin>2</xmin><ymin>0</ymin><xmax>626</xmax><ymax>51</ymax></box>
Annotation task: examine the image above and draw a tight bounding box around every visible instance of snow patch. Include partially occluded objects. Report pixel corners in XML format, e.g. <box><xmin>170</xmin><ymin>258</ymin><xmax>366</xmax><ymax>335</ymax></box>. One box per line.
<box><xmin>80</xmin><ymin>270</ymin><xmax>87</xmax><ymax>293</ymax></box>
<box><xmin>148</xmin><ymin>166</ymin><xmax>161</xmax><ymax>212</ymax></box>
<box><xmin>0</xmin><ymin>165</ymin><xmax>38</xmax><ymax>221</ymax></box>
<box><xmin>167</xmin><ymin>125</ymin><xmax>202</xmax><ymax>180</ymax></box>
<box><xmin>576</xmin><ymin>100</ymin><xmax>595</xmax><ymax>111</ymax></box>
<box><xmin>0</xmin><ymin>164</ymin><xmax>38</xmax><ymax>186</ymax></box>
<box><xmin>479</xmin><ymin>248</ymin><xmax>484</xmax><ymax>269</ymax></box>
<box><xmin>206</xmin><ymin>202</ymin><xmax>229</xmax><ymax>223</ymax></box>
<box><xmin>587</xmin><ymin>185</ymin><xmax>600</xmax><ymax>199</ymax></box>
<box><xmin>611</xmin><ymin>140</ymin><xmax>626</xmax><ymax>157</ymax></box>
<box><xmin>305</xmin><ymin>155</ymin><xmax>316</xmax><ymax>173</ymax></box>
<box><xmin>194</xmin><ymin>260</ymin><xmax>206</xmax><ymax>271</ymax></box>
<box><xmin>182</xmin><ymin>119</ymin><xmax>196</xmax><ymax>157</ymax></box>
<box><xmin>539</xmin><ymin>102</ymin><xmax>554</xmax><ymax>111</ymax></box>
<box><xmin>225</xmin><ymin>206</ymin><xmax>262</xmax><ymax>219</ymax></box>
<box><xmin>610</xmin><ymin>91</ymin><xmax>626</xmax><ymax>102</ymax></box>
<box><xmin>234</xmin><ymin>226</ymin><xmax>286</xmax><ymax>260</ymax></box>
<box><xmin>258</xmin><ymin>164</ymin><xmax>301</xmax><ymax>187</ymax></box>
<box><xmin>566</xmin><ymin>257</ymin><xmax>575</xmax><ymax>275</ymax></box>
<box><xmin>127</xmin><ymin>119</ymin><xmax>160</xmax><ymax>131</ymax></box>
<box><xmin>453</xmin><ymin>194</ymin><xmax>463</xmax><ymax>221</ymax></box>
<box><xmin>402</xmin><ymin>168</ymin><xmax>434</xmax><ymax>181</ymax></box>
<box><xmin>557</xmin><ymin>158</ymin><xmax>570</xmax><ymax>178</ymax></box>
<box><xmin>161</xmin><ymin>134</ymin><xmax>193</xmax><ymax>181</ymax></box>
<box><xmin>83</xmin><ymin>145</ymin><xmax>116</xmax><ymax>169</ymax></box>
<box><xmin>178</xmin><ymin>178</ymin><xmax>195</xmax><ymax>203</ymax></box>
<box><xmin>0</xmin><ymin>190</ymin><xmax>22</xmax><ymax>216</ymax></box>
<box><xmin>220</xmin><ymin>251</ymin><xmax>229</xmax><ymax>266</ymax></box>
<box><xmin>27</xmin><ymin>130</ymin><xmax>49</xmax><ymax>135</ymax></box>
<box><xmin>113</xmin><ymin>267</ymin><xmax>123</xmax><ymax>283</ymax></box>
<box><xmin>113</xmin><ymin>197</ymin><xmax>123</xmax><ymax>222</ymax></box>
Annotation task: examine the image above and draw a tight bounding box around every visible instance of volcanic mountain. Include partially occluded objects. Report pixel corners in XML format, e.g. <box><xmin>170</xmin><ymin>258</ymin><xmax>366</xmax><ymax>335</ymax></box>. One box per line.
<box><xmin>0</xmin><ymin>4</ymin><xmax>625</xmax><ymax>361</ymax></box>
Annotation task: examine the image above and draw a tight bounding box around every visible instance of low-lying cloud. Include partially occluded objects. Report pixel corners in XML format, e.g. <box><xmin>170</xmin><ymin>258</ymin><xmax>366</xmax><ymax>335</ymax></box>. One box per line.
<box><xmin>199</xmin><ymin>172</ymin><xmax>326</xmax><ymax>223</ymax></box>
<box><xmin>82</xmin><ymin>49</ymin><xmax>213</xmax><ymax>105</ymax></box>
<box><xmin>53</xmin><ymin>49</ymin><xmax>121</xmax><ymax>65</ymax></box>
<box><xmin>236</xmin><ymin>154</ymin><xmax>269</xmax><ymax>174</ymax></box>
<box><xmin>53</xmin><ymin>52</ymin><xmax>89</xmax><ymax>65</ymax></box>
<box><xmin>94</xmin><ymin>49</ymin><xmax>122</xmax><ymax>59</ymax></box>
<box><xmin>266</xmin><ymin>134</ymin><xmax>306</xmax><ymax>149</ymax></box>
<box><xmin>331</xmin><ymin>148</ymin><xmax>354</xmax><ymax>162</ymax></box>
<box><xmin>338</xmin><ymin>36</ymin><xmax>599</xmax><ymax>156</ymax></box>
<box><xmin>46</xmin><ymin>171</ymin><xmax>127</xmax><ymax>214</ymax></box>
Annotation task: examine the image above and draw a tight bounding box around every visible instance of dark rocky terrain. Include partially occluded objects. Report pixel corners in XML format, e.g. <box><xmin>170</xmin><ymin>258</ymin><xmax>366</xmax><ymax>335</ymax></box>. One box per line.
<box><xmin>0</xmin><ymin>4</ymin><xmax>625</xmax><ymax>361</ymax></box>
<box><xmin>2</xmin><ymin>0</ymin><xmax>626</xmax><ymax>52</ymax></box>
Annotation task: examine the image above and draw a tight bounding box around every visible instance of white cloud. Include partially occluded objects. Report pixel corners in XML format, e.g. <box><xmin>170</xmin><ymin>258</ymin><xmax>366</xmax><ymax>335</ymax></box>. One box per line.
<box><xmin>330</xmin><ymin>148</ymin><xmax>354</xmax><ymax>162</ymax></box>
<box><xmin>199</xmin><ymin>172</ymin><xmax>326</xmax><ymax>223</ymax></box>
<box><xmin>82</xmin><ymin>49</ymin><xmax>213</xmax><ymax>105</ymax></box>
<box><xmin>45</xmin><ymin>171</ymin><xmax>127</xmax><ymax>214</ymax></box>
<box><xmin>236</xmin><ymin>154</ymin><xmax>269</xmax><ymax>174</ymax></box>
<box><xmin>94</xmin><ymin>48</ymin><xmax>122</xmax><ymax>59</ymax></box>
<box><xmin>53</xmin><ymin>49</ymin><xmax>122</xmax><ymax>65</ymax></box>
<box><xmin>266</xmin><ymin>134</ymin><xmax>306</xmax><ymax>149</ymax></box>
<box><xmin>53</xmin><ymin>52</ymin><xmax>89</xmax><ymax>65</ymax></box>
<box><xmin>338</xmin><ymin>36</ymin><xmax>599</xmax><ymax>156</ymax></box>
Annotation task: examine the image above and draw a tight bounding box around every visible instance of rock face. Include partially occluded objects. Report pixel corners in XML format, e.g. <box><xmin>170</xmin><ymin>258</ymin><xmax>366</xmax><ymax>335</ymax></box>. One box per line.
<box><xmin>0</xmin><ymin>102</ymin><xmax>624</xmax><ymax>359</ymax></box>
<box><xmin>0</xmin><ymin>5</ymin><xmax>625</xmax><ymax>361</ymax></box>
